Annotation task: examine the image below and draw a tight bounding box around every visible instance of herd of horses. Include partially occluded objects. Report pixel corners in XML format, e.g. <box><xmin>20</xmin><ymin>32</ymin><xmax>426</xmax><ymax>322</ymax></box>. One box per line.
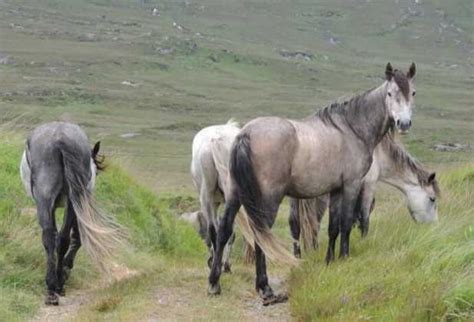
<box><xmin>19</xmin><ymin>62</ymin><xmax>440</xmax><ymax>306</ymax></box>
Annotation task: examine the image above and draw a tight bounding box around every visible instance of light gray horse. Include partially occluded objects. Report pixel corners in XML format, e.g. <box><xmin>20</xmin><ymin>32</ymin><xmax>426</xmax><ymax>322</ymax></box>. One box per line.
<box><xmin>208</xmin><ymin>63</ymin><xmax>417</xmax><ymax>304</ymax></box>
<box><xmin>190</xmin><ymin>120</ymin><xmax>240</xmax><ymax>272</ymax></box>
<box><xmin>289</xmin><ymin>132</ymin><xmax>440</xmax><ymax>257</ymax></box>
<box><xmin>20</xmin><ymin>122</ymin><xmax>123</xmax><ymax>305</ymax></box>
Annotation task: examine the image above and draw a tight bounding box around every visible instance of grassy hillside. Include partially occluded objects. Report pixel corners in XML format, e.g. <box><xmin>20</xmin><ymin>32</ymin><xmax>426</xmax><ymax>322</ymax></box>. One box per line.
<box><xmin>289</xmin><ymin>165</ymin><xmax>474</xmax><ymax>321</ymax></box>
<box><xmin>0</xmin><ymin>137</ymin><xmax>472</xmax><ymax>321</ymax></box>
<box><xmin>0</xmin><ymin>0</ymin><xmax>472</xmax><ymax>191</ymax></box>
<box><xmin>0</xmin><ymin>0</ymin><xmax>472</xmax><ymax>320</ymax></box>
<box><xmin>0</xmin><ymin>138</ymin><xmax>206</xmax><ymax>320</ymax></box>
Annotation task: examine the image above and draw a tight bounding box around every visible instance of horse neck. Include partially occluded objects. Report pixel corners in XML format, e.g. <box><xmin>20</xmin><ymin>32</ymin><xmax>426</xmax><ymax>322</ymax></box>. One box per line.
<box><xmin>347</xmin><ymin>83</ymin><xmax>391</xmax><ymax>151</ymax></box>
<box><xmin>378</xmin><ymin>152</ymin><xmax>421</xmax><ymax>197</ymax></box>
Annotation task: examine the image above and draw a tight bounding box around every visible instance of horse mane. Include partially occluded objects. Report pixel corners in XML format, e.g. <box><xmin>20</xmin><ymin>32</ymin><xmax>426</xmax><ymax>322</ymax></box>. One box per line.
<box><xmin>226</xmin><ymin>118</ymin><xmax>240</xmax><ymax>128</ymax></box>
<box><xmin>382</xmin><ymin>132</ymin><xmax>440</xmax><ymax>197</ymax></box>
<box><xmin>316</xmin><ymin>87</ymin><xmax>376</xmax><ymax>131</ymax></box>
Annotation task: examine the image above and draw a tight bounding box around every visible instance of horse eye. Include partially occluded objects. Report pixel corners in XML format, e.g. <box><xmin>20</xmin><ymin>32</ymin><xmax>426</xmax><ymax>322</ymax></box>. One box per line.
<box><xmin>387</xmin><ymin>92</ymin><xmax>392</xmax><ymax>97</ymax></box>
<box><xmin>429</xmin><ymin>197</ymin><xmax>436</xmax><ymax>203</ymax></box>
<box><xmin>412</xmin><ymin>91</ymin><xmax>416</xmax><ymax>96</ymax></box>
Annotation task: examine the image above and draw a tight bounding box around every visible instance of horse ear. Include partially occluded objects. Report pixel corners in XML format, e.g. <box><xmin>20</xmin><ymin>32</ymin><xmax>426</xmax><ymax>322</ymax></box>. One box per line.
<box><xmin>407</xmin><ymin>62</ymin><xmax>416</xmax><ymax>79</ymax></box>
<box><xmin>92</xmin><ymin>141</ymin><xmax>101</xmax><ymax>157</ymax></box>
<box><xmin>428</xmin><ymin>172</ymin><xmax>436</xmax><ymax>183</ymax></box>
<box><xmin>385</xmin><ymin>62</ymin><xmax>393</xmax><ymax>80</ymax></box>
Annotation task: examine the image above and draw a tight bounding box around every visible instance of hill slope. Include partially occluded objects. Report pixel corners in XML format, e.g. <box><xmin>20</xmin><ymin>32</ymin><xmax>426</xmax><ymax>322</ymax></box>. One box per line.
<box><xmin>0</xmin><ymin>0</ymin><xmax>472</xmax><ymax>191</ymax></box>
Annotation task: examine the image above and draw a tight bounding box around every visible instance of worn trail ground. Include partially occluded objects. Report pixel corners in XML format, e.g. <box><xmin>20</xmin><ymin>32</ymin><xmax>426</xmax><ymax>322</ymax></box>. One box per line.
<box><xmin>30</xmin><ymin>263</ymin><xmax>291</xmax><ymax>322</ymax></box>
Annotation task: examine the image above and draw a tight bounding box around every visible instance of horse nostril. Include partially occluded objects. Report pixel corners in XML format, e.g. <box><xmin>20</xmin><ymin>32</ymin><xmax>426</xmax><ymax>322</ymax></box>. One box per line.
<box><xmin>408</xmin><ymin>120</ymin><xmax>412</xmax><ymax>127</ymax></box>
<box><xmin>396</xmin><ymin>119</ymin><xmax>400</xmax><ymax>126</ymax></box>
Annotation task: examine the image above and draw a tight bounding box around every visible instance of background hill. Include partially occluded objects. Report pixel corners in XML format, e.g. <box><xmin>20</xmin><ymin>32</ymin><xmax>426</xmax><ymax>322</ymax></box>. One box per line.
<box><xmin>0</xmin><ymin>0</ymin><xmax>472</xmax><ymax>320</ymax></box>
<box><xmin>1</xmin><ymin>0</ymin><xmax>472</xmax><ymax>191</ymax></box>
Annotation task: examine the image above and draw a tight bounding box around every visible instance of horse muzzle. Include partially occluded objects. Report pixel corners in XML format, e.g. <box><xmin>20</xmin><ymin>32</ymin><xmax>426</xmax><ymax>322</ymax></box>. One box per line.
<box><xmin>396</xmin><ymin>119</ymin><xmax>412</xmax><ymax>134</ymax></box>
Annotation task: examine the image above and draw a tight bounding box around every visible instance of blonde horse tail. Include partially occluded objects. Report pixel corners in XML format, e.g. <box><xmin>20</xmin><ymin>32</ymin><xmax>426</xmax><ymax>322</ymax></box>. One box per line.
<box><xmin>234</xmin><ymin>210</ymin><xmax>256</xmax><ymax>264</ymax></box>
<box><xmin>59</xmin><ymin>142</ymin><xmax>126</xmax><ymax>274</ymax></box>
<box><xmin>230</xmin><ymin>134</ymin><xmax>298</xmax><ymax>266</ymax></box>
<box><xmin>297</xmin><ymin>198</ymin><xmax>325</xmax><ymax>251</ymax></box>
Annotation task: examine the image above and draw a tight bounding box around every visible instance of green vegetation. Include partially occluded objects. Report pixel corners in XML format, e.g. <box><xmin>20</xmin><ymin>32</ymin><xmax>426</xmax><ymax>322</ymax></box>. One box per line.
<box><xmin>0</xmin><ymin>140</ymin><xmax>205</xmax><ymax>320</ymax></box>
<box><xmin>0</xmin><ymin>0</ymin><xmax>472</xmax><ymax>320</ymax></box>
<box><xmin>0</xmin><ymin>0</ymin><xmax>472</xmax><ymax>192</ymax></box>
<box><xmin>290</xmin><ymin>165</ymin><xmax>474</xmax><ymax>321</ymax></box>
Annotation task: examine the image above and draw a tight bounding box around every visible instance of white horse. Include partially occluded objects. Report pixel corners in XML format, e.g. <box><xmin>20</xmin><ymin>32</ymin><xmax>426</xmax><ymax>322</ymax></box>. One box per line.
<box><xmin>191</xmin><ymin>120</ymin><xmax>242</xmax><ymax>271</ymax></box>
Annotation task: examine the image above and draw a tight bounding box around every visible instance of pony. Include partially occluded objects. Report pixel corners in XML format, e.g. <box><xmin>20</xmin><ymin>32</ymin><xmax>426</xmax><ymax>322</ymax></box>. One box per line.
<box><xmin>190</xmin><ymin>120</ymin><xmax>241</xmax><ymax>272</ymax></box>
<box><xmin>20</xmin><ymin>122</ymin><xmax>123</xmax><ymax>305</ymax></box>
<box><xmin>208</xmin><ymin>63</ymin><xmax>418</xmax><ymax>304</ymax></box>
<box><xmin>289</xmin><ymin>132</ymin><xmax>439</xmax><ymax>257</ymax></box>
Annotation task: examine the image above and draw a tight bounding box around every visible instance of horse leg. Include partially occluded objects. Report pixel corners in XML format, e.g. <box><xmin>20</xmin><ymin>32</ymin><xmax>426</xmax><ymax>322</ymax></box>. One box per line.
<box><xmin>312</xmin><ymin>196</ymin><xmax>328</xmax><ymax>249</ymax></box>
<box><xmin>56</xmin><ymin>200</ymin><xmax>74</xmax><ymax>296</ymax></box>
<box><xmin>37</xmin><ymin>199</ymin><xmax>59</xmax><ymax>305</ymax></box>
<box><xmin>288</xmin><ymin>198</ymin><xmax>301</xmax><ymax>258</ymax></box>
<box><xmin>200</xmin><ymin>190</ymin><xmax>216</xmax><ymax>269</ymax></box>
<box><xmin>340</xmin><ymin>182</ymin><xmax>362</xmax><ymax>258</ymax></box>
<box><xmin>326</xmin><ymin>190</ymin><xmax>342</xmax><ymax>264</ymax></box>
<box><xmin>255</xmin><ymin>243</ymin><xmax>272</xmax><ymax>297</ymax></box>
<box><xmin>63</xmin><ymin>214</ymin><xmax>81</xmax><ymax>275</ymax></box>
<box><xmin>223</xmin><ymin>232</ymin><xmax>235</xmax><ymax>273</ymax></box>
<box><xmin>208</xmin><ymin>195</ymin><xmax>240</xmax><ymax>295</ymax></box>
<box><xmin>215</xmin><ymin>200</ymin><xmax>233</xmax><ymax>274</ymax></box>
<box><xmin>358</xmin><ymin>182</ymin><xmax>376</xmax><ymax>237</ymax></box>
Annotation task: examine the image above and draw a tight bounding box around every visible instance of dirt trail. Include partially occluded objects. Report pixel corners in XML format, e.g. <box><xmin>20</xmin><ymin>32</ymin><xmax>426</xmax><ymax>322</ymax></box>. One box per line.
<box><xmin>30</xmin><ymin>264</ymin><xmax>291</xmax><ymax>321</ymax></box>
<box><xmin>30</xmin><ymin>263</ymin><xmax>138</xmax><ymax>322</ymax></box>
<box><xmin>30</xmin><ymin>290</ymin><xmax>93</xmax><ymax>322</ymax></box>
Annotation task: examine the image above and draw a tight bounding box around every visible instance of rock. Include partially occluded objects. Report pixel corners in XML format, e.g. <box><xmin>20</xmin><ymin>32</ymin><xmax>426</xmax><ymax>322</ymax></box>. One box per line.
<box><xmin>120</xmin><ymin>133</ymin><xmax>140</xmax><ymax>138</ymax></box>
<box><xmin>156</xmin><ymin>47</ymin><xmax>174</xmax><ymax>55</ymax></box>
<box><xmin>152</xmin><ymin>8</ymin><xmax>160</xmax><ymax>16</ymax></box>
<box><xmin>121</xmin><ymin>80</ymin><xmax>138</xmax><ymax>87</ymax></box>
<box><xmin>280</xmin><ymin>50</ymin><xmax>313</xmax><ymax>61</ymax></box>
<box><xmin>0</xmin><ymin>53</ymin><xmax>10</xmax><ymax>65</ymax></box>
<box><xmin>433</xmin><ymin>143</ymin><xmax>469</xmax><ymax>152</ymax></box>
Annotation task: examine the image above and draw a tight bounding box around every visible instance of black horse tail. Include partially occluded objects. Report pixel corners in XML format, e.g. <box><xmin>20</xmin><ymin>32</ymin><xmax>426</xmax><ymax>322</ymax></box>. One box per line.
<box><xmin>58</xmin><ymin>140</ymin><xmax>125</xmax><ymax>274</ymax></box>
<box><xmin>230</xmin><ymin>133</ymin><xmax>298</xmax><ymax>265</ymax></box>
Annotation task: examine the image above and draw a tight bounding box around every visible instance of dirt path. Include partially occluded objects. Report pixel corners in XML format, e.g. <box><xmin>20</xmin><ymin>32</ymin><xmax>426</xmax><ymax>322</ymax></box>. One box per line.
<box><xmin>30</xmin><ymin>264</ymin><xmax>291</xmax><ymax>321</ymax></box>
<box><xmin>30</xmin><ymin>290</ymin><xmax>93</xmax><ymax>322</ymax></box>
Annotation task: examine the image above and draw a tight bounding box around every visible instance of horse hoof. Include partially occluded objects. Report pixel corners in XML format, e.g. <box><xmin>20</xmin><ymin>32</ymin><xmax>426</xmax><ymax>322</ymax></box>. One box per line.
<box><xmin>207</xmin><ymin>283</ymin><xmax>221</xmax><ymax>296</ymax></box>
<box><xmin>258</xmin><ymin>285</ymin><xmax>274</xmax><ymax>300</ymax></box>
<box><xmin>262</xmin><ymin>293</ymin><xmax>289</xmax><ymax>306</ymax></box>
<box><xmin>45</xmin><ymin>294</ymin><xmax>59</xmax><ymax>306</ymax></box>
<box><xmin>223</xmin><ymin>263</ymin><xmax>232</xmax><ymax>274</ymax></box>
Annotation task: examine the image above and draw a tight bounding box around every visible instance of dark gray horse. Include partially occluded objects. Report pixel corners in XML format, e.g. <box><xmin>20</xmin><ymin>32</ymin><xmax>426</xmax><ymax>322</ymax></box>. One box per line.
<box><xmin>20</xmin><ymin>122</ymin><xmax>123</xmax><ymax>305</ymax></box>
<box><xmin>208</xmin><ymin>63</ymin><xmax>417</xmax><ymax>304</ymax></box>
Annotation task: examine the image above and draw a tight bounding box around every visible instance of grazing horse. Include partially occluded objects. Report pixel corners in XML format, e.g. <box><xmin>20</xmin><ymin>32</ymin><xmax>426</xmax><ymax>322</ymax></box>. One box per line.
<box><xmin>290</xmin><ymin>132</ymin><xmax>440</xmax><ymax>257</ymax></box>
<box><xmin>20</xmin><ymin>122</ymin><xmax>123</xmax><ymax>305</ymax></box>
<box><xmin>208</xmin><ymin>63</ymin><xmax>417</xmax><ymax>303</ymax></box>
<box><xmin>190</xmin><ymin>120</ymin><xmax>240</xmax><ymax>272</ymax></box>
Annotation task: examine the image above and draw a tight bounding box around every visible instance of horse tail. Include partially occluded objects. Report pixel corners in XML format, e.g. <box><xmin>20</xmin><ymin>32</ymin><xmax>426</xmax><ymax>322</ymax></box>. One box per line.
<box><xmin>297</xmin><ymin>196</ymin><xmax>327</xmax><ymax>251</ymax></box>
<box><xmin>209</xmin><ymin>135</ymin><xmax>256</xmax><ymax>262</ymax></box>
<box><xmin>58</xmin><ymin>141</ymin><xmax>125</xmax><ymax>274</ymax></box>
<box><xmin>230</xmin><ymin>133</ymin><xmax>298</xmax><ymax>266</ymax></box>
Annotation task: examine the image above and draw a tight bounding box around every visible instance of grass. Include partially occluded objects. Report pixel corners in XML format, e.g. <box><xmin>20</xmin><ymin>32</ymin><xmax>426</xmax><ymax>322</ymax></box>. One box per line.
<box><xmin>0</xmin><ymin>0</ymin><xmax>472</xmax><ymax>320</ymax></box>
<box><xmin>289</xmin><ymin>165</ymin><xmax>474</xmax><ymax>321</ymax></box>
<box><xmin>0</xmin><ymin>138</ymin><xmax>205</xmax><ymax>321</ymax></box>
<box><xmin>0</xmin><ymin>0</ymin><xmax>472</xmax><ymax>192</ymax></box>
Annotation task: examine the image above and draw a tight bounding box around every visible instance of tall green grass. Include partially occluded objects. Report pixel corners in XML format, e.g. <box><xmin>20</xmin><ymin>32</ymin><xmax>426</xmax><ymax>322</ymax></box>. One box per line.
<box><xmin>0</xmin><ymin>140</ymin><xmax>205</xmax><ymax>321</ymax></box>
<box><xmin>289</xmin><ymin>165</ymin><xmax>474</xmax><ymax>321</ymax></box>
